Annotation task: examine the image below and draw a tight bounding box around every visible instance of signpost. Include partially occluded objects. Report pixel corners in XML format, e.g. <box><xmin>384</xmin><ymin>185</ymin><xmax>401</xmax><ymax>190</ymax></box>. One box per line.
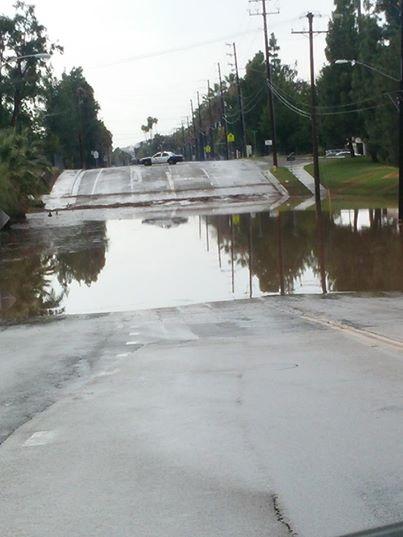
<box><xmin>91</xmin><ymin>150</ymin><xmax>99</xmax><ymax>167</ymax></box>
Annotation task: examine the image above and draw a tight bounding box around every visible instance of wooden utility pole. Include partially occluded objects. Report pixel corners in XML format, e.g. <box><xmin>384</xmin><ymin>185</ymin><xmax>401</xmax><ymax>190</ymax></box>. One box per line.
<box><xmin>190</xmin><ymin>99</ymin><xmax>198</xmax><ymax>161</ymax></box>
<box><xmin>186</xmin><ymin>116</ymin><xmax>193</xmax><ymax>161</ymax></box>
<box><xmin>197</xmin><ymin>91</ymin><xmax>205</xmax><ymax>161</ymax></box>
<box><xmin>207</xmin><ymin>80</ymin><xmax>215</xmax><ymax>159</ymax></box>
<box><xmin>399</xmin><ymin>0</ymin><xmax>403</xmax><ymax>222</ymax></box>
<box><xmin>228</xmin><ymin>42</ymin><xmax>247</xmax><ymax>158</ymax></box>
<box><xmin>249</xmin><ymin>0</ymin><xmax>279</xmax><ymax>166</ymax></box>
<box><xmin>218</xmin><ymin>62</ymin><xmax>230</xmax><ymax>160</ymax></box>
<box><xmin>292</xmin><ymin>13</ymin><xmax>327</xmax><ymax>215</ymax></box>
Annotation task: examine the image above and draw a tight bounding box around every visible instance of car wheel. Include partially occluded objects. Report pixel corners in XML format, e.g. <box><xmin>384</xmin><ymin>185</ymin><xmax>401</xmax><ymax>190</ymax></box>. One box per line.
<box><xmin>168</xmin><ymin>158</ymin><xmax>177</xmax><ymax>165</ymax></box>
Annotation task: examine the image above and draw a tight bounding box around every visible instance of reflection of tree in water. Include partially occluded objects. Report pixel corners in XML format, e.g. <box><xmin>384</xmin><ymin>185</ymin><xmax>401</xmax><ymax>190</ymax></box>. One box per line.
<box><xmin>211</xmin><ymin>209</ymin><xmax>402</xmax><ymax>295</ymax></box>
<box><xmin>0</xmin><ymin>221</ymin><xmax>107</xmax><ymax>322</ymax></box>
<box><xmin>56</xmin><ymin>247</ymin><xmax>106</xmax><ymax>290</ymax></box>
<box><xmin>213</xmin><ymin>212</ymin><xmax>316</xmax><ymax>294</ymax></box>
<box><xmin>323</xmin><ymin>214</ymin><xmax>403</xmax><ymax>292</ymax></box>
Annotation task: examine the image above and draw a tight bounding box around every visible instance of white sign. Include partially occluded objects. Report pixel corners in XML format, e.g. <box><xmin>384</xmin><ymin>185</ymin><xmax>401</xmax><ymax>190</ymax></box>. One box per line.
<box><xmin>265</xmin><ymin>140</ymin><xmax>273</xmax><ymax>146</ymax></box>
<box><xmin>92</xmin><ymin>150</ymin><xmax>99</xmax><ymax>159</ymax></box>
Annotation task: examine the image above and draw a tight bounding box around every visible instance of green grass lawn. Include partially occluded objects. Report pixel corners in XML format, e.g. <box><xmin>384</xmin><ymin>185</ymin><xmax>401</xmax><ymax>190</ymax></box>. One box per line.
<box><xmin>305</xmin><ymin>157</ymin><xmax>398</xmax><ymax>196</ymax></box>
<box><xmin>271</xmin><ymin>166</ymin><xmax>311</xmax><ymax>197</ymax></box>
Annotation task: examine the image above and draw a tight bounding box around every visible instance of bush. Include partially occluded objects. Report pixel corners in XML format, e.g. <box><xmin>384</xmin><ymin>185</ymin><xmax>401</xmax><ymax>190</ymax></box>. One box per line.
<box><xmin>0</xmin><ymin>129</ymin><xmax>51</xmax><ymax>217</ymax></box>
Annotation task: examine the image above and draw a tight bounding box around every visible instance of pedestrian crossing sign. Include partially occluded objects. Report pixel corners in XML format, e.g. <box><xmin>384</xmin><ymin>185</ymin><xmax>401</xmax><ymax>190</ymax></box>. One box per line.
<box><xmin>227</xmin><ymin>133</ymin><xmax>235</xmax><ymax>143</ymax></box>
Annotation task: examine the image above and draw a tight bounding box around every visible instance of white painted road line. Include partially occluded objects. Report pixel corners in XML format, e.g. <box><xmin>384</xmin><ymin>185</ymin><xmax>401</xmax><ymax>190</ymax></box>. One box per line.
<box><xmin>129</xmin><ymin>167</ymin><xmax>142</xmax><ymax>192</ymax></box>
<box><xmin>91</xmin><ymin>169</ymin><xmax>104</xmax><ymax>195</ymax></box>
<box><xmin>165</xmin><ymin>170</ymin><xmax>175</xmax><ymax>192</ymax></box>
<box><xmin>24</xmin><ymin>431</ymin><xmax>56</xmax><ymax>447</ymax></box>
<box><xmin>71</xmin><ymin>169</ymin><xmax>85</xmax><ymax>196</ymax></box>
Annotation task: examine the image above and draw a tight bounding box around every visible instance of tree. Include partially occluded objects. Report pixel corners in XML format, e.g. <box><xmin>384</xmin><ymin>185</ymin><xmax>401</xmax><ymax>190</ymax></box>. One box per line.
<box><xmin>0</xmin><ymin>1</ymin><xmax>62</xmax><ymax>129</ymax></box>
<box><xmin>44</xmin><ymin>68</ymin><xmax>112</xmax><ymax>168</ymax></box>
<box><xmin>317</xmin><ymin>0</ymin><xmax>363</xmax><ymax>150</ymax></box>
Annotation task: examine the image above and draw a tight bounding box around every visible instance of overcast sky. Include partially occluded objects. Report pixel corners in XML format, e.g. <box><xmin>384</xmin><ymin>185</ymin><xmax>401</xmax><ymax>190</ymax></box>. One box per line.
<box><xmin>2</xmin><ymin>0</ymin><xmax>335</xmax><ymax>148</ymax></box>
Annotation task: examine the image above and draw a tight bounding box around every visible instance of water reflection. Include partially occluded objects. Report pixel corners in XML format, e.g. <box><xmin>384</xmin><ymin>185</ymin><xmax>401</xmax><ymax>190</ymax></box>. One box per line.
<box><xmin>210</xmin><ymin>209</ymin><xmax>402</xmax><ymax>296</ymax></box>
<box><xmin>0</xmin><ymin>221</ymin><xmax>107</xmax><ymax>321</ymax></box>
<box><xmin>0</xmin><ymin>208</ymin><xmax>401</xmax><ymax>322</ymax></box>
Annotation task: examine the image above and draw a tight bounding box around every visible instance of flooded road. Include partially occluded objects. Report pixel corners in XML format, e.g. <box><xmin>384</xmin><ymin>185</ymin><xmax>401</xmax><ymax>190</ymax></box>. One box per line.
<box><xmin>0</xmin><ymin>207</ymin><xmax>401</xmax><ymax>322</ymax></box>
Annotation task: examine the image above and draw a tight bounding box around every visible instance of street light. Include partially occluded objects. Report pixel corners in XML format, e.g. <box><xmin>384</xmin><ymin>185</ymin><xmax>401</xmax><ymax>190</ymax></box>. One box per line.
<box><xmin>5</xmin><ymin>53</ymin><xmax>51</xmax><ymax>64</ymax></box>
<box><xmin>335</xmin><ymin>57</ymin><xmax>402</xmax><ymax>222</ymax></box>
<box><xmin>334</xmin><ymin>59</ymin><xmax>399</xmax><ymax>82</ymax></box>
<box><xmin>0</xmin><ymin>53</ymin><xmax>51</xmax><ymax>72</ymax></box>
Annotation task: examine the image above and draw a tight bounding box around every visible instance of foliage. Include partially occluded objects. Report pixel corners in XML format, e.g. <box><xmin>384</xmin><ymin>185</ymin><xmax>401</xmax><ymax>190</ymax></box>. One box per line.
<box><xmin>0</xmin><ymin>128</ymin><xmax>50</xmax><ymax>216</ymax></box>
<box><xmin>43</xmin><ymin>67</ymin><xmax>112</xmax><ymax>168</ymax></box>
<box><xmin>0</xmin><ymin>1</ymin><xmax>62</xmax><ymax>129</ymax></box>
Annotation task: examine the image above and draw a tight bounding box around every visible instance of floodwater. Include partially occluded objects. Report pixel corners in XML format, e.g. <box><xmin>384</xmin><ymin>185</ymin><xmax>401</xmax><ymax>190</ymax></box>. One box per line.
<box><xmin>0</xmin><ymin>207</ymin><xmax>401</xmax><ymax>322</ymax></box>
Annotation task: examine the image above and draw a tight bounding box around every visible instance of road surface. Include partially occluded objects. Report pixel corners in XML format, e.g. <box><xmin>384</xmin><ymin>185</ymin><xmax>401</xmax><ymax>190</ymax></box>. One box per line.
<box><xmin>1</xmin><ymin>295</ymin><xmax>403</xmax><ymax>537</ymax></box>
<box><xmin>45</xmin><ymin>160</ymin><xmax>284</xmax><ymax>210</ymax></box>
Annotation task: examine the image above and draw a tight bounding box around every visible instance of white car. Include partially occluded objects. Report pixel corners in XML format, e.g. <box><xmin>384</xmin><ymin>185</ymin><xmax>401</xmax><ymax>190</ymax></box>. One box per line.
<box><xmin>140</xmin><ymin>151</ymin><xmax>184</xmax><ymax>166</ymax></box>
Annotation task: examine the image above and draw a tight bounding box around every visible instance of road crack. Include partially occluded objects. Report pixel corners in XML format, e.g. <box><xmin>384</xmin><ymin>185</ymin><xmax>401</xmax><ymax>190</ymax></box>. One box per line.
<box><xmin>272</xmin><ymin>494</ymin><xmax>297</xmax><ymax>536</ymax></box>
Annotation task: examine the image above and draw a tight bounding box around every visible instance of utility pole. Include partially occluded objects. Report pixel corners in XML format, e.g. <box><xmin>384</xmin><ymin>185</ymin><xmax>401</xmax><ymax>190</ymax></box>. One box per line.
<box><xmin>399</xmin><ymin>0</ymin><xmax>403</xmax><ymax>222</ymax></box>
<box><xmin>218</xmin><ymin>62</ymin><xmax>230</xmax><ymax>160</ymax></box>
<box><xmin>292</xmin><ymin>13</ymin><xmax>327</xmax><ymax>215</ymax></box>
<box><xmin>249</xmin><ymin>0</ymin><xmax>279</xmax><ymax>167</ymax></box>
<box><xmin>197</xmin><ymin>91</ymin><xmax>205</xmax><ymax>161</ymax></box>
<box><xmin>190</xmin><ymin>99</ymin><xmax>199</xmax><ymax>161</ymax></box>
<box><xmin>207</xmin><ymin>80</ymin><xmax>215</xmax><ymax>159</ymax></box>
<box><xmin>228</xmin><ymin>42</ymin><xmax>247</xmax><ymax>158</ymax></box>
<box><xmin>181</xmin><ymin>121</ymin><xmax>186</xmax><ymax>160</ymax></box>
<box><xmin>186</xmin><ymin>116</ymin><xmax>193</xmax><ymax>161</ymax></box>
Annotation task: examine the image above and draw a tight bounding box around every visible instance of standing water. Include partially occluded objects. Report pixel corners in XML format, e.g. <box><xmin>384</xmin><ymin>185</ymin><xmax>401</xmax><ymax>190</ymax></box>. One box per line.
<box><xmin>0</xmin><ymin>207</ymin><xmax>401</xmax><ymax>322</ymax></box>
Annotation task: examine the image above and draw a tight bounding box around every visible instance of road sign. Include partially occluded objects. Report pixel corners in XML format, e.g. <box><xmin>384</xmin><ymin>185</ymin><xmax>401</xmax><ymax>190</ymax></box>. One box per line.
<box><xmin>265</xmin><ymin>140</ymin><xmax>273</xmax><ymax>146</ymax></box>
<box><xmin>91</xmin><ymin>150</ymin><xmax>99</xmax><ymax>159</ymax></box>
<box><xmin>227</xmin><ymin>133</ymin><xmax>235</xmax><ymax>143</ymax></box>
<box><xmin>204</xmin><ymin>145</ymin><xmax>212</xmax><ymax>154</ymax></box>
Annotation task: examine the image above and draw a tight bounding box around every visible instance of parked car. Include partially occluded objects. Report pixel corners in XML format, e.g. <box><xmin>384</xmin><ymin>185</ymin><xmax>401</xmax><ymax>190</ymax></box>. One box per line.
<box><xmin>140</xmin><ymin>151</ymin><xmax>184</xmax><ymax>166</ymax></box>
<box><xmin>325</xmin><ymin>149</ymin><xmax>344</xmax><ymax>158</ymax></box>
<box><xmin>334</xmin><ymin>150</ymin><xmax>352</xmax><ymax>158</ymax></box>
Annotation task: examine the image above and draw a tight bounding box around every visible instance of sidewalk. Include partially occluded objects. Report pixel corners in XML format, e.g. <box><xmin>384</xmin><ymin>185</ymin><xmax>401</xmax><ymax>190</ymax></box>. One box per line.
<box><xmin>285</xmin><ymin>162</ymin><xmax>328</xmax><ymax>196</ymax></box>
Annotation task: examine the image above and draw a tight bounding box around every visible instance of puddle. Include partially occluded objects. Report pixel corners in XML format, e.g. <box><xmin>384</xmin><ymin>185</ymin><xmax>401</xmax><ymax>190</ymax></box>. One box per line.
<box><xmin>0</xmin><ymin>207</ymin><xmax>401</xmax><ymax>322</ymax></box>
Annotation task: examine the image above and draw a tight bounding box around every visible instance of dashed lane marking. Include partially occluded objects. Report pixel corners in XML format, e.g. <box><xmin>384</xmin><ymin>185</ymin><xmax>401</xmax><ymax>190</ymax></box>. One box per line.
<box><xmin>165</xmin><ymin>170</ymin><xmax>175</xmax><ymax>192</ymax></box>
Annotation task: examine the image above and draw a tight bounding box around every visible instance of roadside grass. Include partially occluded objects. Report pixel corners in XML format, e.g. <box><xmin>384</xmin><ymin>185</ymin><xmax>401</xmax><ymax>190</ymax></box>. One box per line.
<box><xmin>271</xmin><ymin>166</ymin><xmax>311</xmax><ymax>197</ymax></box>
<box><xmin>305</xmin><ymin>157</ymin><xmax>398</xmax><ymax>196</ymax></box>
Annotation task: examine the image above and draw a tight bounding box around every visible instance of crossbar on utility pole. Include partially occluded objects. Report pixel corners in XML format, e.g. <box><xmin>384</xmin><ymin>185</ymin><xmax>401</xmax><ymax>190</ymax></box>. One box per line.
<box><xmin>249</xmin><ymin>0</ymin><xmax>279</xmax><ymax>167</ymax></box>
<box><xmin>218</xmin><ymin>62</ymin><xmax>230</xmax><ymax>160</ymax></box>
<box><xmin>292</xmin><ymin>13</ymin><xmax>327</xmax><ymax>215</ymax></box>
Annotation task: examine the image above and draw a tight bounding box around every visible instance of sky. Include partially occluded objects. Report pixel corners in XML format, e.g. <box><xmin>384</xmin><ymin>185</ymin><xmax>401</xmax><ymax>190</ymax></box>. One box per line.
<box><xmin>2</xmin><ymin>0</ymin><xmax>335</xmax><ymax>148</ymax></box>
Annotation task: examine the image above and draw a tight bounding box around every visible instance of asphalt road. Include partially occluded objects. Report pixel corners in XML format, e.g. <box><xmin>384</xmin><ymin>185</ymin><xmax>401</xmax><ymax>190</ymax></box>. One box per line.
<box><xmin>1</xmin><ymin>295</ymin><xmax>403</xmax><ymax>537</ymax></box>
<box><xmin>45</xmin><ymin>160</ymin><xmax>283</xmax><ymax>210</ymax></box>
